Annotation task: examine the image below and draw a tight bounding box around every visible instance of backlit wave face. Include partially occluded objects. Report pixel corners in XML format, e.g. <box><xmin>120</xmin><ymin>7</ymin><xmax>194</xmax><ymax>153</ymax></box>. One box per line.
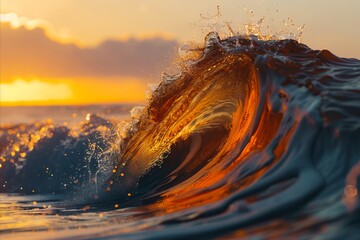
<box><xmin>107</xmin><ymin>39</ymin><xmax>263</xmax><ymax>203</ymax></box>
<box><xmin>101</xmin><ymin>32</ymin><xmax>360</xmax><ymax>228</ymax></box>
<box><xmin>1</xmin><ymin>32</ymin><xmax>359</xmax><ymax>239</ymax></box>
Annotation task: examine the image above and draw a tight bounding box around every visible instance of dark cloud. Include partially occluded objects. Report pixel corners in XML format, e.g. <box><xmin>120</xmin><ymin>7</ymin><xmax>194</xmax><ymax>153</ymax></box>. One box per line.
<box><xmin>0</xmin><ymin>23</ymin><xmax>178</xmax><ymax>81</ymax></box>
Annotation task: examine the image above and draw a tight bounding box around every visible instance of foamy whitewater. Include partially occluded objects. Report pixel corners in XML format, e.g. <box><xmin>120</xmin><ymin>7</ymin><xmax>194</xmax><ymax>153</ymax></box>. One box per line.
<box><xmin>1</xmin><ymin>31</ymin><xmax>360</xmax><ymax>239</ymax></box>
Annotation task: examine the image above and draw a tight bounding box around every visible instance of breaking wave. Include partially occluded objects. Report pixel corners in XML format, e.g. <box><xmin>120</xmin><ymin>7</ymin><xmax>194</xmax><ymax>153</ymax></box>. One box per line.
<box><xmin>1</xmin><ymin>32</ymin><xmax>360</xmax><ymax>239</ymax></box>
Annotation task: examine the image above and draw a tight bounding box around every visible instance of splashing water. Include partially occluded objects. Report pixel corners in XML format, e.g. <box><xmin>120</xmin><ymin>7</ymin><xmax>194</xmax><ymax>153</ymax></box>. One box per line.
<box><xmin>196</xmin><ymin>6</ymin><xmax>306</xmax><ymax>42</ymax></box>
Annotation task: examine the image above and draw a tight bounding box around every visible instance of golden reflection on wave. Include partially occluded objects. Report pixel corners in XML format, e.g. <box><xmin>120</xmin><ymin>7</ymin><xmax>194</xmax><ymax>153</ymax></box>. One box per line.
<box><xmin>106</xmin><ymin>46</ymin><xmax>299</xmax><ymax>216</ymax></box>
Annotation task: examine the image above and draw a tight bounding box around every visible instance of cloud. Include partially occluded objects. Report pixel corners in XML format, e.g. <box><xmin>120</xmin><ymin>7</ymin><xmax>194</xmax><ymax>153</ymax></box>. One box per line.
<box><xmin>0</xmin><ymin>22</ymin><xmax>178</xmax><ymax>82</ymax></box>
<box><xmin>0</xmin><ymin>13</ymin><xmax>50</xmax><ymax>30</ymax></box>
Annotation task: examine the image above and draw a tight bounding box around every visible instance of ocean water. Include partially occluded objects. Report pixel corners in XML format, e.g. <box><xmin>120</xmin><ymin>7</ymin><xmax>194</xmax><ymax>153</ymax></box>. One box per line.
<box><xmin>1</xmin><ymin>33</ymin><xmax>360</xmax><ymax>239</ymax></box>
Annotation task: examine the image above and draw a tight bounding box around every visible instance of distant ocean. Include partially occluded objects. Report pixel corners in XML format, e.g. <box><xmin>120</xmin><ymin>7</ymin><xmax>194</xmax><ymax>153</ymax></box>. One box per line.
<box><xmin>0</xmin><ymin>104</ymin><xmax>135</xmax><ymax>125</ymax></box>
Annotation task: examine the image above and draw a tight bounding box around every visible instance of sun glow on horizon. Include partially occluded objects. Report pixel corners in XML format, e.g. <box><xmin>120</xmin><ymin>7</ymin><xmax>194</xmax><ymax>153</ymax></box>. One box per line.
<box><xmin>0</xmin><ymin>13</ymin><xmax>155</xmax><ymax>106</ymax></box>
<box><xmin>0</xmin><ymin>78</ymin><xmax>148</xmax><ymax>106</ymax></box>
<box><xmin>0</xmin><ymin>79</ymin><xmax>72</xmax><ymax>104</ymax></box>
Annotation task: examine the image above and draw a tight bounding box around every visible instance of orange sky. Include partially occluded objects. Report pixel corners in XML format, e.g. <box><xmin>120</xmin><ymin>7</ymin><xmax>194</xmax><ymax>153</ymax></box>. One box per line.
<box><xmin>0</xmin><ymin>16</ymin><xmax>177</xmax><ymax>105</ymax></box>
<box><xmin>1</xmin><ymin>0</ymin><xmax>359</xmax><ymax>106</ymax></box>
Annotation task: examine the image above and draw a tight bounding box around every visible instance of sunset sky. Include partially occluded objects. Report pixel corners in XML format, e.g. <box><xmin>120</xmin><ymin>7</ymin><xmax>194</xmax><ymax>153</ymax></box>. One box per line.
<box><xmin>1</xmin><ymin>0</ymin><xmax>359</xmax><ymax>106</ymax></box>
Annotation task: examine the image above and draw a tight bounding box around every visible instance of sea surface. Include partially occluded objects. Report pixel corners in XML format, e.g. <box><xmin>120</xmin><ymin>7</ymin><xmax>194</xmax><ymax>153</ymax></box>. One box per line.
<box><xmin>1</xmin><ymin>33</ymin><xmax>360</xmax><ymax>239</ymax></box>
